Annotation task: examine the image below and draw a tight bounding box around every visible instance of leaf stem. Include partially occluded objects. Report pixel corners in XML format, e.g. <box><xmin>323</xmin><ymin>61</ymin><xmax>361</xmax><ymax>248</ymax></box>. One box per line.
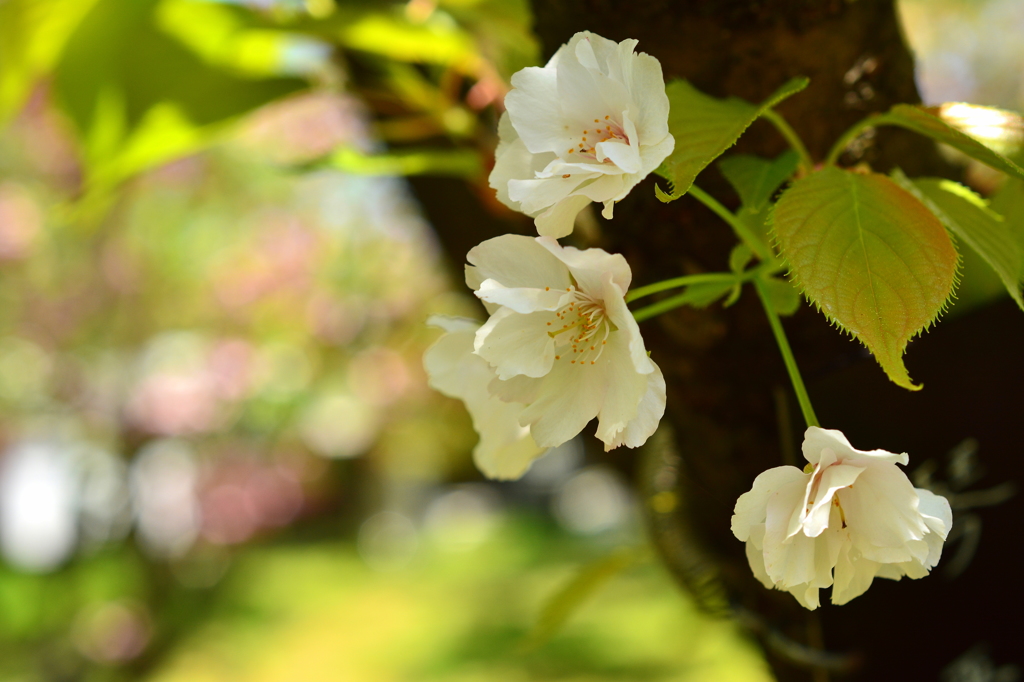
<box><xmin>626</xmin><ymin>273</ymin><xmax>737</xmax><ymax>303</ymax></box>
<box><xmin>762</xmin><ymin>109</ymin><xmax>813</xmax><ymax>173</ymax></box>
<box><xmin>630</xmin><ymin>263</ymin><xmax>780</xmax><ymax>320</ymax></box>
<box><xmin>754</xmin><ymin>276</ymin><xmax>819</xmax><ymax>428</ymax></box>
<box><xmin>824</xmin><ymin>114</ymin><xmax>894</xmax><ymax>166</ymax></box>
<box><xmin>688</xmin><ymin>185</ymin><xmax>774</xmax><ymax>261</ymax></box>
<box><xmin>632</xmin><ymin>289</ymin><xmax>711</xmax><ymax>323</ymax></box>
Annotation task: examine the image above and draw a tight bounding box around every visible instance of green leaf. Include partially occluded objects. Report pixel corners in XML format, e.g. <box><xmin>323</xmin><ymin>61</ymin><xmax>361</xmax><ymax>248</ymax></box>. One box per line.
<box><xmin>772</xmin><ymin>167</ymin><xmax>958</xmax><ymax>390</ymax></box>
<box><xmin>728</xmin><ymin>244</ymin><xmax>754</xmax><ymax>274</ymax></box>
<box><xmin>327</xmin><ymin>146</ymin><xmax>481</xmax><ymax>178</ymax></box>
<box><xmin>655</xmin><ymin>77</ymin><xmax>808</xmax><ymax>200</ymax></box>
<box><xmin>990</xmin><ymin>178</ymin><xmax>1024</xmax><ymax>252</ymax></box>
<box><xmin>521</xmin><ymin>548</ymin><xmax>645</xmax><ymax>651</ymax></box>
<box><xmin>761</xmin><ymin>276</ymin><xmax>801</xmax><ymax>316</ymax></box>
<box><xmin>892</xmin><ymin>171</ymin><xmax>1024</xmax><ymax>311</ymax></box>
<box><xmin>880</xmin><ymin>105</ymin><xmax>1024</xmax><ymax>181</ymax></box>
<box><xmin>929</xmin><ymin>103</ymin><xmax>1024</xmax><ymax>164</ymax></box>
<box><xmin>719</xmin><ymin>151</ymin><xmax>800</xmax><ymax>212</ymax></box>
<box><xmin>53</xmin><ymin>0</ymin><xmax>306</xmax><ymax>189</ymax></box>
<box><xmin>0</xmin><ymin>0</ymin><xmax>99</xmax><ymax>123</ymax></box>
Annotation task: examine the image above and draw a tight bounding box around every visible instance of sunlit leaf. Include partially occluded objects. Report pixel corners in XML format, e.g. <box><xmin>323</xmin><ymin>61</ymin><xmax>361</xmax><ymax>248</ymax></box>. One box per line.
<box><xmin>655</xmin><ymin>77</ymin><xmax>808</xmax><ymax>200</ymax></box>
<box><xmin>930</xmin><ymin>102</ymin><xmax>1024</xmax><ymax>163</ymax></box>
<box><xmin>0</xmin><ymin>0</ymin><xmax>99</xmax><ymax>122</ymax></box>
<box><xmin>327</xmin><ymin>146</ymin><xmax>481</xmax><ymax>178</ymax></box>
<box><xmin>990</xmin><ymin>178</ymin><xmax>1024</xmax><ymax>252</ymax></box>
<box><xmin>53</xmin><ymin>0</ymin><xmax>307</xmax><ymax>191</ymax></box>
<box><xmin>338</xmin><ymin>14</ymin><xmax>479</xmax><ymax>72</ymax></box>
<box><xmin>522</xmin><ymin>547</ymin><xmax>646</xmax><ymax>651</ymax></box>
<box><xmin>772</xmin><ymin>167</ymin><xmax>958</xmax><ymax>390</ymax></box>
<box><xmin>892</xmin><ymin>170</ymin><xmax>1024</xmax><ymax>311</ymax></box>
<box><xmin>879</xmin><ymin>105</ymin><xmax>1024</xmax><ymax>180</ymax></box>
<box><xmin>719</xmin><ymin>151</ymin><xmax>799</xmax><ymax>212</ymax></box>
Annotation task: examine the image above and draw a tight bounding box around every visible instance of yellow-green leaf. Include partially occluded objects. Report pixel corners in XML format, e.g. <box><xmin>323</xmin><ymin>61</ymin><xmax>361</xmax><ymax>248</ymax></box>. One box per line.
<box><xmin>719</xmin><ymin>151</ymin><xmax>800</xmax><ymax>212</ymax></box>
<box><xmin>881</xmin><ymin>105</ymin><xmax>1024</xmax><ymax>180</ymax></box>
<box><xmin>894</xmin><ymin>171</ymin><xmax>1024</xmax><ymax>311</ymax></box>
<box><xmin>655</xmin><ymin>77</ymin><xmax>808</xmax><ymax>200</ymax></box>
<box><xmin>772</xmin><ymin>167</ymin><xmax>958</xmax><ymax>390</ymax></box>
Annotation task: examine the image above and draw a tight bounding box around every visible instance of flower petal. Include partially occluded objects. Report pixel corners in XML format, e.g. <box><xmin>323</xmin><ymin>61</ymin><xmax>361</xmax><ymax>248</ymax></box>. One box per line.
<box><xmin>536</xmin><ymin>237</ymin><xmax>633</xmax><ymax>300</ymax></box>
<box><xmin>593</xmin><ymin>330</ymin><xmax>650</xmax><ymax>446</ymax></box>
<box><xmin>839</xmin><ymin>461</ymin><xmax>929</xmax><ymax>563</ymax></box>
<box><xmin>505</xmin><ymin>65</ymin><xmax>576</xmax><ymax>155</ymax></box>
<box><xmin>603</xmin><ymin>362</ymin><xmax>666</xmax><ymax>450</ymax></box>
<box><xmin>831</xmin><ymin>544</ymin><xmax>880</xmax><ymax>605</ymax></box>
<box><xmin>517</xmin><ymin>352</ymin><xmax>609</xmax><ymax>448</ymax></box>
<box><xmin>475</xmin><ymin>307</ymin><xmax>556</xmax><ymax>380</ymax></box>
<box><xmin>476</xmin><ymin>279</ymin><xmax>571</xmax><ymax>314</ymax></box>
<box><xmin>628</xmin><ymin>51</ymin><xmax>671</xmax><ymax>144</ymax></box>
<box><xmin>801</xmin><ymin>426</ymin><xmax>909</xmax><ymax>466</ymax></box>
<box><xmin>467</xmin><ymin>234</ymin><xmax>572</xmax><ymax>292</ymax></box>
<box><xmin>534</xmin><ymin>194</ymin><xmax>592</xmax><ymax>238</ymax></box>
<box><xmin>731</xmin><ymin>466</ymin><xmax>806</xmax><ymax>542</ymax></box>
<box><xmin>602</xmin><ymin>282</ymin><xmax>655</xmax><ymax>374</ymax></box>
<box><xmin>745</xmin><ymin>524</ymin><xmax>775</xmax><ymax>589</ymax></box>
<box><xmin>489</xmin><ymin>112</ymin><xmax>556</xmax><ymax>213</ymax></box>
<box><xmin>800</xmin><ymin>463</ymin><xmax>864</xmax><ymax>538</ymax></box>
<box><xmin>424</xmin><ymin>323</ymin><xmax>545</xmax><ymax>481</ymax></box>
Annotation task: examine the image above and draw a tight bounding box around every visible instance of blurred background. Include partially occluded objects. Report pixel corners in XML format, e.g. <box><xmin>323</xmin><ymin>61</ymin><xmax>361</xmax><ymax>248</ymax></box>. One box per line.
<box><xmin>0</xmin><ymin>1</ymin><xmax>1020</xmax><ymax>680</ymax></box>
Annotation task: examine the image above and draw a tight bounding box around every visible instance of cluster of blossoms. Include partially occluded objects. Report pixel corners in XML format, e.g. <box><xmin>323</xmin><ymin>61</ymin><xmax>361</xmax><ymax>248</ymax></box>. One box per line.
<box><xmin>424</xmin><ymin>29</ymin><xmax>953</xmax><ymax>609</ymax></box>
<box><xmin>426</xmin><ymin>32</ymin><xmax>672</xmax><ymax>478</ymax></box>
<box><xmin>732</xmin><ymin>427</ymin><xmax>952</xmax><ymax>609</ymax></box>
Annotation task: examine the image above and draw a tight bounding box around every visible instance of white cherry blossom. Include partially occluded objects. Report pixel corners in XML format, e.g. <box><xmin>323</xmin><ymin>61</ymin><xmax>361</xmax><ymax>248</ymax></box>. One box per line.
<box><xmin>467</xmin><ymin>234</ymin><xmax>665</xmax><ymax>450</ymax></box>
<box><xmin>731</xmin><ymin>427</ymin><xmax>952</xmax><ymax>610</ymax></box>
<box><xmin>423</xmin><ymin>316</ymin><xmax>545</xmax><ymax>480</ymax></box>
<box><xmin>489</xmin><ymin>31</ymin><xmax>674</xmax><ymax>238</ymax></box>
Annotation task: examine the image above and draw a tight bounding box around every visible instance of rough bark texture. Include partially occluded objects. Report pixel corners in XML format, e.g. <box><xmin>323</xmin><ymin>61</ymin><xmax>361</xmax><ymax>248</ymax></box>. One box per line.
<box><xmin>411</xmin><ymin>1</ymin><xmax>1023</xmax><ymax>679</ymax></box>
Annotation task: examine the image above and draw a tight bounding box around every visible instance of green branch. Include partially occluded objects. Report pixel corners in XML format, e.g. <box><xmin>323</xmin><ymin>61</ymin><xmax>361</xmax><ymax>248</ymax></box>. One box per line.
<box><xmin>762</xmin><ymin>109</ymin><xmax>814</xmax><ymax>173</ymax></box>
<box><xmin>688</xmin><ymin>185</ymin><xmax>774</xmax><ymax>262</ymax></box>
<box><xmin>754</xmin><ymin>276</ymin><xmax>819</xmax><ymax>428</ymax></box>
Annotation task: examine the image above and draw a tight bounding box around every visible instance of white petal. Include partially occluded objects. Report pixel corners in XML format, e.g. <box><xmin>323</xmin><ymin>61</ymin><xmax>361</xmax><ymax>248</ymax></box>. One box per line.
<box><xmin>474</xmin><ymin>423</ymin><xmax>546</xmax><ymax>481</ymax></box>
<box><xmin>518</xmin><ymin>352</ymin><xmax>609</xmax><ymax>448</ymax></box>
<box><xmin>745</xmin><ymin>524</ymin><xmax>774</xmax><ymax>589</ymax></box>
<box><xmin>475</xmin><ymin>308</ymin><xmax>556</xmax><ymax>380</ymax></box>
<box><xmin>638</xmin><ymin>132</ymin><xmax>675</xmax><ymax>177</ymax></box>
<box><xmin>535</xmin><ymin>238</ymin><xmax>633</xmax><ymax>300</ymax></box>
<box><xmin>489</xmin><ymin>112</ymin><xmax>555</xmax><ymax>212</ymax></box>
<box><xmin>731</xmin><ymin>466</ymin><xmax>806</xmax><ymax>542</ymax></box>
<box><xmin>488</xmin><ymin>373</ymin><xmax>542</xmax><ymax>405</ymax></box>
<box><xmin>831</xmin><ymin>543</ymin><xmax>879</xmax><ymax>605</ymax></box>
<box><xmin>466</xmin><ymin>234</ymin><xmax>572</xmax><ymax>292</ymax></box>
<box><xmin>799</xmin><ymin>463</ymin><xmax>865</xmax><ymax>538</ymax></box>
<box><xmin>916</xmin><ymin>487</ymin><xmax>953</xmax><ymax>540</ymax></box>
<box><xmin>423</xmin><ymin>324</ymin><xmax>545</xmax><ymax>481</ymax></box>
<box><xmin>801</xmin><ymin>426</ymin><xmax>909</xmax><ymax>466</ymax></box>
<box><xmin>762</xmin><ymin>478</ymin><xmax>817</xmax><ymax>586</ymax></box>
<box><xmin>534</xmin><ymin>194</ymin><xmax>592</xmax><ymax>238</ymax></box>
<box><xmin>839</xmin><ymin>461</ymin><xmax>929</xmax><ymax>563</ymax></box>
<box><xmin>508</xmin><ymin>175</ymin><xmax>581</xmax><ymax>215</ymax></box>
<box><xmin>602</xmin><ymin>282</ymin><xmax>654</xmax><ymax>374</ymax></box>
<box><xmin>593</xmin><ymin>330</ymin><xmax>650</xmax><ymax>446</ymax></box>
<box><xmin>603</xmin><ymin>362</ymin><xmax>666</xmax><ymax>450</ymax></box>
<box><xmin>476</xmin><ymin>279</ymin><xmax>571</xmax><ymax>314</ymax></box>
<box><xmin>628</xmin><ymin>52</ymin><xmax>671</xmax><ymax>144</ymax></box>
<box><xmin>558</xmin><ymin>41</ymin><xmax>634</xmax><ymax>128</ymax></box>
<box><xmin>505</xmin><ymin>66</ymin><xmax>576</xmax><ymax>155</ymax></box>
<box><xmin>426</xmin><ymin>314</ymin><xmax>479</xmax><ymax>334</ymax></box>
